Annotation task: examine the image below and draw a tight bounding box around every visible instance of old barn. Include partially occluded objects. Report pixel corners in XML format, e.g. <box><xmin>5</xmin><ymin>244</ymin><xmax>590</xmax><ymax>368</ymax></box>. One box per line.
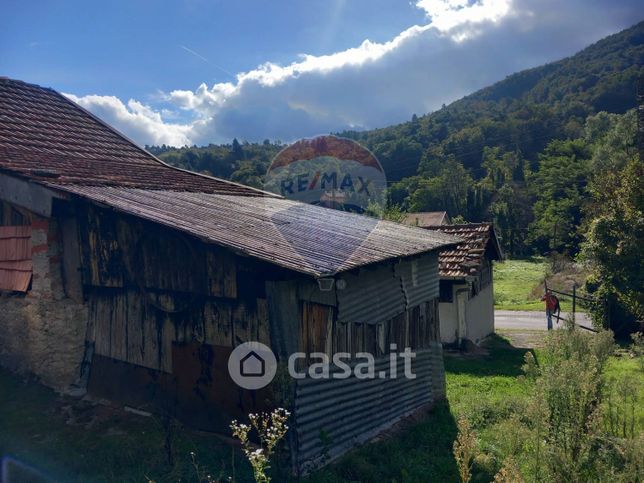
<box><xmin>0</xmin><ymin>78</ymin><xmax>460</xmax><ymax>472</ymax></box>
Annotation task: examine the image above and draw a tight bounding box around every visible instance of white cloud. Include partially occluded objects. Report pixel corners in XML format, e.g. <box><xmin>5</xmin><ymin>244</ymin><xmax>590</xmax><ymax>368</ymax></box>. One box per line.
<box><xmin>416</xmin><ymin>0</ymin><xmax>513</xmax><ymax>40</ymax></box>
<box><xmin>67</xmin><ymin>0</ymin><xmax>641</xmax><ymax>147</ymax></box>
<box><xmin>64</xmin><ymin>93</ymin><xmax>192</xmax><ymax>147</ymax></box>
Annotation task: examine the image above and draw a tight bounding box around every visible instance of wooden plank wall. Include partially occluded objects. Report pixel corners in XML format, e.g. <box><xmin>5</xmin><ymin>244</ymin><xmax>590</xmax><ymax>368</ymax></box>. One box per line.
<box><xmin>300</xmin><ymin>299</ymin><xmax>439</xmax><ymax>361</ymax></box>
<box><xmin>79</xmin><ymin>204</ymin><xmax>270</xmax><ymax>374</ymax></box>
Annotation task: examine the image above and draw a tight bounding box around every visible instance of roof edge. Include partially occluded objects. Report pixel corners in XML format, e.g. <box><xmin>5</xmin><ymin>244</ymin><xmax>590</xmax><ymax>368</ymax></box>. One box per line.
<box><xmin>36</xmin><ymin>79</ymin><xmax>279</xmax><ymax>198</ymax></box>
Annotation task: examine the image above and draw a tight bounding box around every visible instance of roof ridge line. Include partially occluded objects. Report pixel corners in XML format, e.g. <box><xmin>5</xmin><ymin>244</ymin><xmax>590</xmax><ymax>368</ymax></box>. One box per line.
<box><xmin>29</xmin><ymin>78</ymin><xmax>278</xmax><ymax>198</ymax></box>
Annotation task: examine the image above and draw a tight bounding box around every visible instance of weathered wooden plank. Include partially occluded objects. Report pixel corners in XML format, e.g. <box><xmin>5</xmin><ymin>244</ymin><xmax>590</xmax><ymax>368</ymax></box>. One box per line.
<box><xmin>83</xmin><ymin>205</ymin><xmax>124</xmax><ymax>288</ymax></box>
<box><xmin>109</xmin><ymin>292</ymin><xmax>127</xmax><ymax>361</ymax></box>
<box><xmin>206</xmin><ymin>250</ymin><xmax>237</xmax><ymax>298</ymax></box>
<box><xmin>203</xmin><ymin>301</ymin><xmax>233</xmax><ymax>346</ymax></box>
<box><xmin>365</xmin><ymin>323</ymin><xmax>377</xmax><ymax>355</ymax></box>
<box><xmin>335</xmin><ymin>321</ymin><xmax>348</xmax><ymax>354</ymax></box>
<box><xmin>141</xmin><ymin>305</ymin><xmax>161</xmax><ymax>370</ymax></box>
<box><xmin>126</xmin><ymin>290</ymin><xmax>144</xmax><ymax>366</ymax></box>
<box><xmin>377</xmin><ymin>322</ymin><xmax>386</xmax><ymax>356</ymax></box>
<box><xmin>232</xmin><ymin>301</ymin><xmax>252</xmax><ymax>345</ymax></box>
<box><xmin>92</xmin><ymin>295</ymin><xmax>112</xmax><ymax>357</ymax></box>
<box><xmin>409</xmin><ymin>306</ymin><xmax>420</xmax><ymax>350</ymax></box>
<box><xmin>352</xmin><ymin>322</ymin><xmax>364</xmax><ymax>355</ymax></box>
<box><xmin>256</xmin><ymin>298</ymin><xmax>270</xmax><ymax>346</ymax></box>
<box><xmin>161</xmin><ymin>318</ymin><xmax>174</xmax><ymax>373</ymax></box>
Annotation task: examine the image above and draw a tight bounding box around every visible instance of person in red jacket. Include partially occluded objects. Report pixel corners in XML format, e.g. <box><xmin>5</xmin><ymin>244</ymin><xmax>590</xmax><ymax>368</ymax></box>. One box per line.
<box><xmin>541</xmin><ymin>291</ymin><xmax>558</xmax><ymax>330</ymax></box>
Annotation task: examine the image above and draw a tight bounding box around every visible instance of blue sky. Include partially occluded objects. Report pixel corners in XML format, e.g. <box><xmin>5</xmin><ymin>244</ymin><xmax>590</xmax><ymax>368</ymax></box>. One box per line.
<box><xmin>1</xmin><ymin>0</ymin><xmax>642</xmax><ymax>146</ymax></box>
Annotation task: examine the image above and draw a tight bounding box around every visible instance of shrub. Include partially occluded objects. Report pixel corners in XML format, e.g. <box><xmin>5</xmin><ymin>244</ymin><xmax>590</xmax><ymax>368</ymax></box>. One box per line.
<box><xmin>453</xmin><ymin>415</ymin><xmax>478</xmax><ymax>483</ymax></box>
<box><xmin>230</xmin><ymin>408</ymin><xmax>290</xmax><ymax>483</ymax></box>
<box><xmin>493</xmin><ymin>456</ymin><xmax>524</xmax><ymax>483</ymax></box>
<box><xmin>519</xmin><ymin>327</ymin><xmax>630</xmax><ymax>481</ymax></box>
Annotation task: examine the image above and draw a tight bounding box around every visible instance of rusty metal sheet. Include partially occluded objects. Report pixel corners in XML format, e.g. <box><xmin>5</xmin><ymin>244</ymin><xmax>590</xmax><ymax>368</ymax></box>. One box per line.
<box><xmin>0</xmin><ymin>225</ymin><xmax>31</xmax><ymax>261</ymax></box>
<box><xmin>0</xmin><ymin>266</ymin><xmax>31</xmax><ymax>291</ymax></box>
<box><xmin>53</xmin><ymin>185</ymin><xmax>461</xmax><ymax>278</ymax></box>
<box><xmin>0</xmin><ymin>225</ymin><xmax>32</xmax><ymax>291</ymax></box>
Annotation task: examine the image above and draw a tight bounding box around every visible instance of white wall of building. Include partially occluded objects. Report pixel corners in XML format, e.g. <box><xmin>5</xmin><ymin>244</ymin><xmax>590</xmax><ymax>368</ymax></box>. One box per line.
<box><xmin>439</xmin><ymin>279</ymin><xmax>495</xmax><ymax>345</ymax></box>
<box><xmin>464</xmin><ymin>282</ymin><xmax>495</xmax><ymax>344</ymax></box>
<box><xmin>439</xmin><ymin>298</ymin><xmax>458</xmax><ymax>344</ymax></box>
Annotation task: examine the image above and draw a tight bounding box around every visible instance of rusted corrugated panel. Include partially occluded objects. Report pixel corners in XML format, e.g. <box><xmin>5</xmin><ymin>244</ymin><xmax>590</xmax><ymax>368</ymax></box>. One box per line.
<box><xmin>0</xmin><ymin>225</ymin><xmax>32</xmax><ymax>292</ymax></box>
<box><xmin>55</xmin><ymin>185</ymin><xmax>461</xmax><ymax>278</ymax></box>
<box><xmin>293</xmin><ymin>347</ymin><xmax>442</xmax><ymax>473</ymax></box>
<box><xmin>0</xmin><ymin>266</ymin><xmax>31</xmax><ymax>292</ymax></box>
<box><xmin>0</xmin><ymin>225</ymin><xmax>31</xmax><ymax>261</ymax></box>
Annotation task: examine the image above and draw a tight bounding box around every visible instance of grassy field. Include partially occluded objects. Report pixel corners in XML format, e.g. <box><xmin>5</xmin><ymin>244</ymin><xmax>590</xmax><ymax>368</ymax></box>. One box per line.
<box><xmin>493</xmin><ymin>258</ymin><xmax>548</xmax><ymax>311</ymax></box>
<box><xmin>1</xmin><ymin>332</ymin><xmax>640</xmax><ymax>482</ymax></box>
<box><xmin>493</xmin><ymin>257</ymin><xmax>592</xmax><ymax>312</ymax></box>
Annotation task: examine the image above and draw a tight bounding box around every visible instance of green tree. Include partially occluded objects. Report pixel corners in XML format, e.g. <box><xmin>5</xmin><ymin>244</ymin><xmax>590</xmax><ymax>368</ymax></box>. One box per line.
<box><xmin>582</xmin><ymin>157</ymin><xmax>643</xmax><ymax>329</ymax></box>
<box><xmin>528</xmin><ymin>139</ymin><xmax>591</xmax><ymax>253</ymax></box>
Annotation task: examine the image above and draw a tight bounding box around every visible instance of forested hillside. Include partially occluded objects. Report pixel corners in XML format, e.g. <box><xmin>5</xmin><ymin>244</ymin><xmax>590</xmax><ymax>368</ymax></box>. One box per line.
<box><xmin>150</xmin><ymin>21</ymin><xmax>642</xmax><ymax>262</ymax></box>
<box><xmin>339</xmin><ymin>20</ymin><xmax>643</xmax><ymax>179</ymax></box>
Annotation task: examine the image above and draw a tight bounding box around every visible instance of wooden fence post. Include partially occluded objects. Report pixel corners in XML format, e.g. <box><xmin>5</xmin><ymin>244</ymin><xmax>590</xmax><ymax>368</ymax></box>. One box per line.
<box><xmin>572</xmin><ymin>284</ymin><xmax>576</xmax><ymax>324</ymax></box>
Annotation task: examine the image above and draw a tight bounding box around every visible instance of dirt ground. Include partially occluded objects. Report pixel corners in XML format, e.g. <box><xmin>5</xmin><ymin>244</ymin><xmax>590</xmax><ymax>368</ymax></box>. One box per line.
<box><xmin>494</xmin><ymin>329</ymin><xmax>548</xmax><ymax>349</ymax></box>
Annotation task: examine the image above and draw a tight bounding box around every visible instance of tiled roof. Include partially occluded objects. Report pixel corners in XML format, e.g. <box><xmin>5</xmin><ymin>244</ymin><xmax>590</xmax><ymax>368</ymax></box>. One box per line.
<box><xmin>423</xmin><ymin>223</ymin><xmax>502</xmax><ymax>279</ymax></box>
<box><xmin>0</xmin><ymin>78</ymin><xmax>270</xmax><ymax>196</ymax></box>
<box><xmin>0</xmin><ymin>78</ymin><xmax>461</xmax><ymax>277</ymax></box>
<box><xmin>401</xmin><ymin>211</ymin><xmax>449</xmax><ymax>228</ymax></box>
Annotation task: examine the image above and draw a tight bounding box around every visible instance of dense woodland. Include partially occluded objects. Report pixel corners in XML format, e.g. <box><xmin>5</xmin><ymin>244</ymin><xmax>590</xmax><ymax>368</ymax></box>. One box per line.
<box><xmin>149</xmin><ymin>21</ymin><xmax>643</xmax><ymax>326</ymax></box>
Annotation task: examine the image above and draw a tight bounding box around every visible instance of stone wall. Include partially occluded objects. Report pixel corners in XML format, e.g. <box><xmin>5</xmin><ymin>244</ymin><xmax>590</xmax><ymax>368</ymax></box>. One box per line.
<box><xmin>0</xmin><ymin>295</ymin><xmax>87</xmax><ymax>389</ymax></box>
<box><xmin>0</xmin><ymin>214</ymin><xmax>88</xmax><ymax>391</ymax></box>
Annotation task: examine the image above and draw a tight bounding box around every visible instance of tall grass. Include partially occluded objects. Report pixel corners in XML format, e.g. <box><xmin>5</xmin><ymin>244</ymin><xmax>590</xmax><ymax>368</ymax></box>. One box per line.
<box><xmin>452</xmin><ymin>326</ymin><xmax>642</xmax><ymax>482</ymax></box>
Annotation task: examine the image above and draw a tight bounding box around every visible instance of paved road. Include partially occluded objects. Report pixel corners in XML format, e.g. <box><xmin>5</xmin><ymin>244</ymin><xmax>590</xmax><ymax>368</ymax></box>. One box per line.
<box><xmin>495</xmin><ymin>310</ymin><xmax>594</xmax><ymax>331</ymax></box>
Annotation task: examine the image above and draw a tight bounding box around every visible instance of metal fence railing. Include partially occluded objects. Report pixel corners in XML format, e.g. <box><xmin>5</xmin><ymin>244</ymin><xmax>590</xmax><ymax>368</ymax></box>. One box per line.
<box><xmin>544</xmin><ymin>282</ymin><xmax>603</xmax><ymax>332</ymax></box>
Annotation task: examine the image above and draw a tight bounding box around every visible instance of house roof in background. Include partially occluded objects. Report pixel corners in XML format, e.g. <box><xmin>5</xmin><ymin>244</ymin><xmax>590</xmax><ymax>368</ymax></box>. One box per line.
<box><xmin>0</xmin><ymin>78</ymin><xmax>461</xmax><ymax>277</ymax></box>
<box><xmin>401</xmin><ymin>211</ymin><xmax>450</xmax><ymax>227</ymax></box>
<box><xmin>423</xmin><ymin>223</ymin><xmax>503</xmax><ymax>279</ymax></box>
<box><xmin>0</xmin><ymin>78</ymin><xmax>271</xmax><ymax>196</ymax></box>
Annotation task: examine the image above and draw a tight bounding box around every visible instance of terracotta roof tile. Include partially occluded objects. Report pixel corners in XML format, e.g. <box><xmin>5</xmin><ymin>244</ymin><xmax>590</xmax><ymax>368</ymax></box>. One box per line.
<box><xmin>423</xmin><ymin>223</ymin><xmax>502</xmax><ymax>279</ymax></box>
<box><xmin>0</xmin><ymin>79</ymin><xmax>272</xmax><ymax>196</ymax></box>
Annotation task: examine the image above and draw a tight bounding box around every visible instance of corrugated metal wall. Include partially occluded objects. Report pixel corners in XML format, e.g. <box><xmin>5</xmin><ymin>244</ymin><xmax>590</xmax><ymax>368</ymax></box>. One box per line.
<box><xmin>336</xmin><ymin>263</ymin><xmax>404</xmax><ymax>324</ymax></box>
<box><xmin>293</xmin><ymin>342</ymin><xmax>445</xmax><ymax>473</ymax></box>
<box><xmin>335</xmin><ymin>253</ymin><xmax>439</xmax><ymax>324</ymax></box>
<box><xmin>397</xmin><ymin>252</ymin><xmax>440</xmax><ymax>308</ymax></box>
<box><xmin>0</xmin><ymin>225</ymin><xmax>32</xmax><ymax>292</ymax></box>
